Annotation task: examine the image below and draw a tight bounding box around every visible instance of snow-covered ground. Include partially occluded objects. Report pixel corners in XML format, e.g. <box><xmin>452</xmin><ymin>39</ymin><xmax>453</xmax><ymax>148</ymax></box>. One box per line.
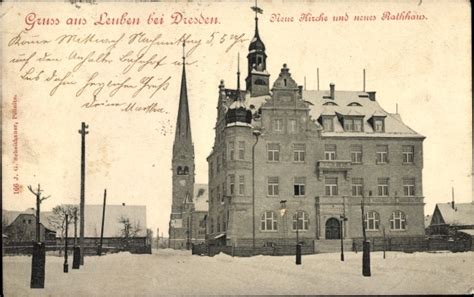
<box><xmin>4</xmin><ymin>249</ymin><xmax>474</xmax><ymax>296</ymax></box>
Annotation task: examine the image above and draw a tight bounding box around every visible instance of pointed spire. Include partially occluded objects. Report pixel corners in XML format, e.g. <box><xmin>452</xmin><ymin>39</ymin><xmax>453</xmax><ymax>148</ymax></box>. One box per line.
<box><xmin>175</xmin><ymin>40</ymin><xmax>192</xmax><ymax>143</ymax></box>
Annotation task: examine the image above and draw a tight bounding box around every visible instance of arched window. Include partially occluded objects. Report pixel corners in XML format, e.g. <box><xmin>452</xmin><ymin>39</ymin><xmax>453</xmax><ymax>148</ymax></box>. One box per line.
<box><xmin>390</xmin><ymin>211</ymin><xmax>406</xmax><ymax>230</ymax></box>
<box><xmin>254</xmin><ymin>79</ymin><xmax>267</xmax><ymax>86</ymax></box>
<box><xmin>364</xmin><ymin>211</ymin><xmax>380</xmax><ymax>231</ymax></box>
<box><xmin>183</xmin><ymin>166</ymin><xmax>189</xmax><ymax>175</ymax></box>
<box><xmin>177</xmin><ymin>166</ymin><xmax>183</xmax><ymax>175</ymax></box>
<box><xmin>261</xmin><ymin>211</ymin><xmax>277</xmax><ymax>231</ymax></box>
<box><xmin>292</xmin><ymin>211</ymin><xmax>309</xmax><ymax>231</ymax></box>
<box><xmin>284</xmin><ymin>79</ymin><xmax>287</xmax><ymax>87</ymax></box>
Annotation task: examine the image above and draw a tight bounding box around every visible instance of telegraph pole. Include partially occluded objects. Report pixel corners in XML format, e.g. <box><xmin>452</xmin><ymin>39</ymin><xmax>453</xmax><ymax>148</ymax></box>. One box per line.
<box><xmin>98</xmin><ymin>189</ymin><xmax>107</xmax><ymax>256</ymax></box>
<box><xmin>78</xmin><ymin>122</ymin><xmax>89</xmax><ymax>265</ymax></box>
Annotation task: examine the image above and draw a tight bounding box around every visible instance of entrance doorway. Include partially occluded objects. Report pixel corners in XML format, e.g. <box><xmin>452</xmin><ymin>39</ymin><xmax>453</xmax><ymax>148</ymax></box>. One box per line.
<box><xmin>325</xmin><ymin>218</ymin><xmax>341</xmax><ymax>240</ymax></box>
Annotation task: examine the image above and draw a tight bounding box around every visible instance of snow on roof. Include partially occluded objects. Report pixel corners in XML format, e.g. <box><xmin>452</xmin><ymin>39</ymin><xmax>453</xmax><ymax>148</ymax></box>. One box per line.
<box><xmin>194</xmin><ymin>184</ymin><xmax>209</xmax><ymax>212</ymax></box>
<box><xmin>458</xmin><ymin>229</ymin><xmax>474</xmax><ymax>236</ymax></box>
<box><xmin>303</xmin><ymin>90</ymin><xmax>424</xmax><ymax>138</ymax></box>
<box><xmin>436</xmin><ymin>202</ymin><xmax>474</xmax><ymax>226</ymax></box>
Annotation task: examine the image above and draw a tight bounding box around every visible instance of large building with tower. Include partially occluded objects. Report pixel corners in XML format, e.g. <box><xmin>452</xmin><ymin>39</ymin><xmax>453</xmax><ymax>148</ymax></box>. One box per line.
<box><xmin>206</xmin><ymin>6</ymin><xmax>425</xmax><ymax>252</ymax></box>
<box><xmin>168</xmin><ymin>45</ymin><xmax>207</xmax><ymax>249</ymax></box>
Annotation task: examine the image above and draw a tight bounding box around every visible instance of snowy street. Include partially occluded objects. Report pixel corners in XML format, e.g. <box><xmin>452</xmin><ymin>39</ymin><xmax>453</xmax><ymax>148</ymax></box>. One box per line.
<box><xmin>4</xmin><ymin>249</ymin><xmax>474</xmax><ymax>296</ymax></box>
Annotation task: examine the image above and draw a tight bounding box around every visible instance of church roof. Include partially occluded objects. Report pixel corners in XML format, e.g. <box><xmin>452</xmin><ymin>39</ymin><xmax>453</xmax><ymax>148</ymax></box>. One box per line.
<box><xmin>174</xmin><ymin>55</ymin><xmax>192</xmax><ymax>144</ymax></box>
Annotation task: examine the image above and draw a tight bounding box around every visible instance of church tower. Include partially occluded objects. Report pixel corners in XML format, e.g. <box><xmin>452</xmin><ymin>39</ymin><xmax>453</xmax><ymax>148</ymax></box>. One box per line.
<box><xmin>169</xmin><ymin>42</ymin><xmax>195</xmax><ymax>249</ymax></box>
<box><xmin>245</xmin><ymin>4</ymin><xmax>270</xmax><ymax>97</ymax></box>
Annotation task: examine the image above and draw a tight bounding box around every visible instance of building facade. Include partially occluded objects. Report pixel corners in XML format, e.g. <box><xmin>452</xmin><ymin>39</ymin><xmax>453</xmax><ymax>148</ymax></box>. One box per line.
<box><xmin>168</xmin><ymin>44</ymin><xmax>207</xmax><ymax>249</ymax></box>
<box><xmin>206</xmin><ymin>7</ymin><xmax>425</xmax><ymax>251</ymax></box>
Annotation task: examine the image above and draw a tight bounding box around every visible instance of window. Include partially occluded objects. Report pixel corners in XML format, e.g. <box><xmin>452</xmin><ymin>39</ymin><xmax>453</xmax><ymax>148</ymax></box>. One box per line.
<box><xmin>267</xmin><ymin>176</ymin><xmax>279</xmax><ymax>196</ymax></box>
<box><xmin>210</xmin><ymin>189</ymin><xmax>214</xmax><ymax>204</ymax></box>
<box><xmin>273</xmin><ymin>119</ymin><xmax>283</xmax><ymax>131</ymax></box>
<box><xmin>322</xmin><ymin>117</ymin><xmax>334</xmax><ymax>131</ymax></box>
<box><xmin>343</xmin><ymin>118</ymin><xmax>363</xmax><ymax>132</ymax></box>
<box><xmin>210</xmin><ymin>161</ymin><xmax>213</xmax><ymax>178</ymax></box>
<box><xmin>216</xmin><ymin>185</ymin><xmax>220</xmax><ymax>202</ymax></box>
<box><xmin>374</xmin><ymin>119</ymin><xmax>384</xmax><ymax>132</ymax></box>
<box><xmin>351</xmin><ymin>178</ymin><xmax>364</xmax><ymax>196</ymax></box>
<box><xmin>210</xmin><ymin>218</ymin><xmax>214</xmax><ymax>233</ymax></box>
<box><xmin>294</xmin><ymin>177</ymin><xmax>306</xmax><ymax>197</ymax></box>
<box><xmin>325</xmin><ymin>177</ymin><xmax>338</xmax><ymax>196</ymax></box>
<box><xmin>228</xmin><ymin>141</ymin><xmax>235</xmax><ymax>161</ymax></box>
<box><xmin>238</xmin><ymin>141</ymin><xmax>245</xmax><ymax>160</ymax></box>
<box><xmin>378</xmin><ymin>178</ymin><xmax>389</xmax><ymax>196</ymax></box>
<box><xmin>222</xmin><ymin>215</ymin><xmax>227</xmax><ymax>231</ymax></box>
<box><xmin>402</xmin><ymin>145</ymin><xmax>414</xmax><ymax>164</ymax></box>
<box><xmin>217</xmin><ymin>216</ymin><xmax>221</xmax><ymax>232</ymax></box>
<box><xmin>216</xmin><ymin>156</ymin><xmax>221</xmax><ymax>173</ymax></box>
<box><xmin>229</xmin><ymin>175</ymin><xmax>235</xmax><ymax>195</ymax></box>
<box><xmin>289</xmin><ymin>119</ymin><xmax>297</xmax><ymax>133</ymax></box>
<box><xmin>293</xmin><ymin>143</ymin><xmax>306</xmax><ymax>162</ymax></box>
<box><xmin>376</xmin><ymin>145</ymin><xmax>389</xmax><ymax>164</ymax></box>
<box><xmin>403</xmin><ymin>178</ymin><xmax>415</xmax><ymax>196</ymax></box>
<box><xmin>324</xmin><ymin>144</ymin><xmax>336</xmax><ymax>160</ymax></box>
<box><xmin>390</xmin><ymin>211</ymin><xmax>406</xmax><ymax>230</ymax></box>
<box><xmin>351</xmin><ymin>145</ymin><xmax>363</xmax><ymax>164</ymax></box>
<box><xmin>267</xmin><ymin>143</ymin><xmax>280</xmax><ymax>161</ymax></box>
<box><xmin>261</xmin><ymin>211</ymin><xmax>277</xmax><ymax>231</ymax></box>
<box><xmin>239</xmin><ymin>175</ymin><xmax>245</xmax><ymax>195</ymax></box>
<box><xmin>292</xmin><ymin>211</ymin><xmax>309</xmax><ymax>230</ymax></box>
<box><xmin>364</xmin><ymin>211</ymin><xmax>380</xmax><ymax>231</ymax></box>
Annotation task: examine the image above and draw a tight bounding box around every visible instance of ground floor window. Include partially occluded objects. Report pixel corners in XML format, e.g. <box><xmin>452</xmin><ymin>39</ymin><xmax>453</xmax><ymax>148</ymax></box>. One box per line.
<box><xmin>390</xmin><ymin>211</ymin><xmax>406</xmax><ymax>230</ymax></box>
<box><xmin>364</xmin><ymin>211</ymin><xmax>380</xmax><ymax>231</ymax></box>
<box><xmin>261</xmin><ymin>211</ymin><xmax>277</xmax><ymax>231</ymax></box>
<box><xmin>292</xmin><ymin>211</ymin><xmax>309</xmax><ymax>230</ymax></box>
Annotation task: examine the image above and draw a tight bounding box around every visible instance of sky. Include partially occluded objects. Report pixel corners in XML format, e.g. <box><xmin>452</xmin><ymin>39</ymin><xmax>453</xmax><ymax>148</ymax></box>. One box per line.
<box><xmin>2</xmin><ymin>0</ymin><xmax>472</xmax><ymax>236</ymax></box>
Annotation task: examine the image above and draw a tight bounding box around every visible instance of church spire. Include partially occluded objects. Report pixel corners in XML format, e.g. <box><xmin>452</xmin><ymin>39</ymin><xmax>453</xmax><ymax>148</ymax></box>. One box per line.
<box><xmin>175</xmin><ymin>40</ymin><xmax>192</xmax><ymax>143</ymax></box>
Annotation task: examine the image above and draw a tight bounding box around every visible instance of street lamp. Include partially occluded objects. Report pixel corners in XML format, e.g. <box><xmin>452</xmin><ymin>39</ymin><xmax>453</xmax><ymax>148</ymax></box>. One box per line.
<box><xmin>252</xmin><ymin>129</ymin><xmax>262</xmax><ymax>253</ymax></box>
<box><xmin>340</xmin><ymin>214</ymin><xmax>347</xmax><ymax>261</ymax></box>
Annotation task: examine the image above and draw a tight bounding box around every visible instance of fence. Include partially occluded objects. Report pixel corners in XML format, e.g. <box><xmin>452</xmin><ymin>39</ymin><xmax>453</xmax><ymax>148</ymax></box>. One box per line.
<box><xmin>193</xmin><ymin>241</ymin><xmax>316</xmax><ymax>257</ymax></box>
<box><xmin>3</xmin><ymin>237</ymin><xmax>151</xmax><ymax>255</ymax></box>
<box><xmin>352</xmin><ymin>236</ymin><xmax>472</xmax><ymax>253</ymax></box>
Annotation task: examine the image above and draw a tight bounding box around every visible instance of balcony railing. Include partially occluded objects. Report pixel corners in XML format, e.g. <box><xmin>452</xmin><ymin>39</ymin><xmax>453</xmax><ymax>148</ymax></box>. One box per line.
<box><xmin>316</xmin><ymin>160</ymin><xmax>352</xmax><ymax>180</ymax></box>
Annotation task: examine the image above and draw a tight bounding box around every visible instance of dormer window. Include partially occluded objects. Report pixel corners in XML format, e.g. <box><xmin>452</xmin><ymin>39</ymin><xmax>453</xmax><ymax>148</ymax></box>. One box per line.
<box><xmin>343</xmin><ymin>117</ymin><xmax>363</xmax><ymax>132</ymax></box>
<box><xmin>323</xmin><ymin>101</ymin><xmax>338</xmax><ymax>106</ymax></box>
<box><xmin>322</xmin><ymin>117</ymin><xmax>334</xmax><ymax>131</ymax></box>
<box><xmin>369</xmin><ymin>115</ymin><xmax>386</xmax><ymax>133</ymax></box>
<box><xmin>374</xmin><ymin>119</ymin><xmax>384</xmax><ymax>132</ymax></box>
<box><xmin>348</xmin><ymin>102</ymin><xmax>363</xmax><ymax>107</ymax></box>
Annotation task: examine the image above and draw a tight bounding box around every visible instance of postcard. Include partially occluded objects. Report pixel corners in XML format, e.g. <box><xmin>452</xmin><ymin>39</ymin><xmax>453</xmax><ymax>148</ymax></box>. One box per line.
<box><xmin>1</xmin><ymin>0</ymin><xmax>472</xmax><ymax>296</ymax></box>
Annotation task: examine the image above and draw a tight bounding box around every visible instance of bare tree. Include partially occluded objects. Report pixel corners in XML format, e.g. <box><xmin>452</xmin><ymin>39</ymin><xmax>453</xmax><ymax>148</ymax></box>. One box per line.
<box><xmin>117</xmin><ymin>216</ymin><xmax>142</xmax><ymax>249</ymax></box>
<box><xmin>48</xmin><ymin>205</ymin><xmax>79</xmax><ymax>239</ymax></box>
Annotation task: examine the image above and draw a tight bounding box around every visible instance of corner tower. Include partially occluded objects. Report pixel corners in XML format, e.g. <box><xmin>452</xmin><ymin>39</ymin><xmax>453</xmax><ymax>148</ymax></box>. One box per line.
<box><xmin>245</xmin><ymin>3</ymin><xmax>270</xmax><ymax>97</ymax></box>
<box><xmin>169</xmin><ymin>42</ymin><xmax>195</xmax><ymax>248</ymax></box>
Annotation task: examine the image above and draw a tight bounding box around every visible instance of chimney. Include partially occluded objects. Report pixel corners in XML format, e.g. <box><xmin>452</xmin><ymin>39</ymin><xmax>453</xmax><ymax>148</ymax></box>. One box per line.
<box><xmin>451</xmin><ymin>187</ymin><xmax>455</xmax><ymax>210</ymax></box>
<box><xmin>329</xmin><ymin>83</ymin><xmax>335</xmax><ymax>100</ymax></box>
<box><xmin>367</xmin><ymin>91</ymin><xmax>376</xmax><ymax>101</ymax></box>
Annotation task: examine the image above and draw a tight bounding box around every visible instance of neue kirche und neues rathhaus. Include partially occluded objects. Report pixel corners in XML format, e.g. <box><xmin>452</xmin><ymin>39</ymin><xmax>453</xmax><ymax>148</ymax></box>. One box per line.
<box><xmin>169</xmin><ymin>5</ymin><xmax>426</xmax><ymax>253</ymax></box>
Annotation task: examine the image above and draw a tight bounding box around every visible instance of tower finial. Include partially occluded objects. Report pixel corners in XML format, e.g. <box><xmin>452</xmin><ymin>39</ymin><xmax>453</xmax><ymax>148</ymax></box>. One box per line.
<box><xmin>251</xmin><ymin>0</ymin><xmax>263</xmax><ymax>37</ymax></box>
<box><xmin>237</xmin><ymin>53</ymin><xmax>241</xmax><ymax>92</ymax></box>
<box><xmin>182</xmin><ymin>40</ymin><xmax>186</xmax><ymax>63</ymax></box>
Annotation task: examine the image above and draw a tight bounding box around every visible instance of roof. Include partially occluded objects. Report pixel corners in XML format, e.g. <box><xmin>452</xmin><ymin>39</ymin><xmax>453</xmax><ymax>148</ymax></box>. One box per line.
<box><xmin>302</xmin><ymin>90</ymin><xmax>424</xmax><ymax>138</ymax></box>
<box><xmin>7</xmin><ymin>213</ymin><xmax>56</xmax><ymax>233</ymax></box>
<box><xmin>193</xmin><ymin>184</ymin><xmax>209</xmax><ymax>212</ymax></box>
<box><xmin>458</xmin><ymin>229</ymin><xmax>474</xmax><ymax>236</ymax></box>
<box><xmin>435</xmin><ymin>203</ymin><xmax>474</xmax><ymax>226</ymax></box>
